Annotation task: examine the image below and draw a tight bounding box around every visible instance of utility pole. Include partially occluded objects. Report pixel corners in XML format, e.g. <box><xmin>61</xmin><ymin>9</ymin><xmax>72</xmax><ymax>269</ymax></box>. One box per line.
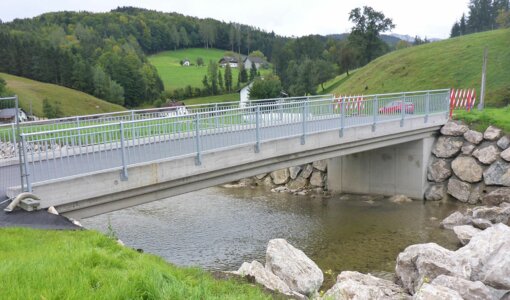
<box><xmin>478</xmin><ymin>47</ymin><xmax>488</xmax><ymax>110</ymax></box>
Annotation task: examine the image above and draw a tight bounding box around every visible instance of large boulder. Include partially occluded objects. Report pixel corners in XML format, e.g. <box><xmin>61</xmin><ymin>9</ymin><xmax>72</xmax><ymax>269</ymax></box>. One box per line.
<box><xmin>464</xmin><ymin>130</ymin><xmax>484</xmax><ymax>145</ymax></box>
<box><xmin>472</xmin><ymin>144</ymin><xmax>501</xmax><ymax>165</ymax></box>
<box><xmin>288</xmin><ymin>166</ymin><xmax>302</xmax><ymax>180</ymax></box>
<box><xmin>483</xmin><ymin>160</ymin><xmax>510</xmax><ymax>186</ymax></box>
<box><xmin>236</xmin><ymin>261</ymin><xmax>292</xmax><ymax>294</ymax></box>
<box><xmin>413</xmin><ymin>283</ymin><xmax>463</xmax><ymax>300</ymax></box>
<box><xmin>471</xmin><ymin>218</ymin><xmax>493</xmax><ymax>230</ymax></box>
<box><xmin>425</xmin><ymin>184</ymin><xmax>446</xmax><ymax>201</ymax></box>
<box><xmin>287</xmin><ymin>176</ymin><xmax>308</xmax><ymax>190</ymax></box>
<box><xmin>441</xmin><ymin>122</ymin><xmax>469</xmax><ymax>136</ymax></box>
<box><xmin>451</xmin><ymin>156</ymin><xmax>483</xmax><ymax>183</ymax></box>
<box><xmin>501</xmin><ymin>148</ymin><xmax>510</xmax><ymax>162</ymax></box>
<box><xmin>430</xmin><ymin>275</ymin><xmax>494</xmax><ymax>300</ymax></box>
<box><xmin>452</xmin><ymin>225</ymin><xmax>481</xmax><ymax>245</ymax></box>
<box><xmin>427</xmin><ymin>159</ymin><xmax>452</xmax><ymax>183</ymax></box>
<box><xmin>395</xmin><ymin>243</ymin><xmax>471</xmax><ymax>294</ymax></box>
<box><xmin>440</xmin><ymin>211</ymin><xmax>472</xmax><ymax>229</ymax></box>
<box><xmin>447</xmin><ymin>178</ymin><xmax>472</xmax><ymax>203</ymax></box>
<box><xmin>461</xmin><ymin>143</ymin><xmax>476</xmax><ymax>155</ymax></box>
<box><xmin>322</xmin><ymin>271</ymin><xmax>409</xmax><ymax>300</ymax></box>
<box><xmin>479</xmin><ymin>240</ymin><xmax>510</xmax><ymax>289</ymax></box>
<box><xmin>484</xmin><ymin>126</ymin><xmax>502</xmax><ymax>141</ymax></box>
<box><xmin>312</xmin><ymin>160</ymin><xmax>327</xmax><ymax>172</ymax></box>
<box><xmin>309</xmin><ymin>171</ymin><xmax>324</xmax><ymax>187</ymax></box>
<box><xmin>265</xmin><ymin>239</ymin><xmax>323</xmax><ymax>296</ymax></box>
<box><xmin>432</xmin><ymin>137</ymin><xmax>464</xmax><ymax>158</ymax></box>
<box><xmin>456</xmin><ymin>224</ymin><xmax>510</xmax><ymax>284</ymax></box>
<box><xmin>300</xmin><ymin>164</ymin><xmax>314</xmax><ymax>179</ymax></box>
<box><xmin>497</xmin><ymin>136</ymin><xmax>510</xmax><ymax>150</ymax></box>
<box><xmin>471</xmin><ymin>206</ymin><xmax>510</xmax><ymax>224</ymax></box>
<box><xmin>482</xmin><ymin>188</ymin><xmax>510</xmax><ymax>206</ymax></box>
<box><xmin>270</xmin><ymin>169</ymin><xmax>290</xmax><ymax>185</ymax></box>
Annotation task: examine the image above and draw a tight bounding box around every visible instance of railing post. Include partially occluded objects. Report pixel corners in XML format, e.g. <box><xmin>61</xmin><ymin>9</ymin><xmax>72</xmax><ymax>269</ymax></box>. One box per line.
<box><xmin>255</xmin><ymin>106</ymin><xmax>260</xmax><ymax>153</ymax></box>
<box><xmin>425</xmin><ymin>91</ymin><xmax>430</xmax><ymax>123</ymax></box>
<box><xmin>301</xmin><ymin>100</ymin><xmax>306</xmax><ymax>145</ymax></box>
<box><xmin>372</xmin><ymin>95</ymin><xmax>378</xmax><ymax>132</ymax></box>
<box><xmin>340</xmin><ymin>97</ymin><xmax>345</xmax><ymax>137</ymax></box>
<box><xmin>119</xmin><ymin>122</ymin><xmax>128</xmax><ymax>181</ymax></box>
<box><xmin>11</xmin><ymin>123</ymin><xmax>17</xmax><ymax>154</ymax></box>
<box><xmin>400</xmin><ymin>92</ymin><xmax>406</xmax><ymax>127</ymax></box>
<box><xmin>195</xmin><ymin>114</ymin><xmax>202</xmax><ymax>165</ymax></box>
<box><xmin>20</xmin><ymin>134</ymin><xmax>31</xmax><ymax>192</ymax></box>
<box><xmin>214</xmin><ymin>103</ymin><xmax>219</xmax><ymax>129</ymax></box>
<box><xmin>130</xmin><ymin>111</ymin><xmax>136</xmax><ymax>140</ymax></box>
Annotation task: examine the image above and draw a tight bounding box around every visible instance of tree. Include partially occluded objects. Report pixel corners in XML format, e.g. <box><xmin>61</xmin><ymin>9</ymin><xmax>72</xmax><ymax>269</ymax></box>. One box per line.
<box><xmin>0</xmin><ymin>76</ymin><xmax>7</xmax><ymax>97</ymax></box>
<box><xmin>314</xmin><ymin>60</ymin><xmax>335</xmax><ymax>91</ymax></box>
<box><xmin>207</xmin><ymin>60</ymin><xmax>219</xmax><ymax>95</ymax></box>
<box><xmin>196</xmin><ymin>57</ymin><xmax>204</xmax><ymax>66</ymax></box>
<box><xmin>239</xmin><ymin>61</ymin><xmax>248</xmax><ymax>83</ymax></box>
<box><xmin>202</xmin><ymin>75</ymin><xmax>210</xmax><ymax>95</ymax></box>
<box><xmin>42</xmin><ymin>99</ymin><xmax>63</xmax><ymax>119</ymax></box>
<box><xmin>450</xmin><ymin>21</ymin><xmax>461</xmax><ymax>37</ymax></box>
<box><xmin>224</xmin><ymin>64</ymin><xmax>233</xmax><ymax>92</ymax></box>
<box><xmin>218</xmin><ymin>69</ymin><xmax>224</xmax><ymax>92</ymax></box>
<box><xmin>496</xmin><ymin>8</ymin><xmax>510</xmax><ymax>28</ymax></box>
<box><xmin>348</xmin><ymin>6</ymin><xmax>395</xmax><ymax>65</ymax></box>
<box><xmin>249</xmin><ymin>61</ymin><xmax>257</xmax><ymax>81</ymax></box>
<box><xmin>179</xmin><ymin>27</ymin><xmax>190</xmax><ymax>48</ymax></box>
<box><xmin>395</xmin><ymin>40</ymin><xmax>411</xmax><ymax>50</ymax></box>
<box><xmin>248</xmin><ymin>75</ymin><xmax>282</xmax><ymax>100</ymax></box>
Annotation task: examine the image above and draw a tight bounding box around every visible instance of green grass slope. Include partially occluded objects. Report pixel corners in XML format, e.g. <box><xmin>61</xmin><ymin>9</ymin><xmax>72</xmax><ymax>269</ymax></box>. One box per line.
<box><xmin>0</xmin><ymin>228</ymin><xmax>270</xmax><ymax>300</ymax></box>
<box><xmin>1</xmin><ymin>73</ymin><xmax>125</xmax><ymax>117</ymax></box>
<box><xmin>331</xmin><ymin>29</ymin><xmax>510</xmax><ymax>106</ymax></box>
<box><xmin>149</xmin><ymin>48</ymin><xmax>241</xmax><ymax>91</ymax></box>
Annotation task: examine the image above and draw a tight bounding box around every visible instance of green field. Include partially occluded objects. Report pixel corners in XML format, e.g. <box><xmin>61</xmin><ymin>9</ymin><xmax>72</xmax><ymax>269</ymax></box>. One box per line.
<box><xmin>148</xmin><ymin>48</ymin><xmax>241</xmax><ymax>91</ymax></box>
<box><xmin>0</xmin><ymin>228</ymin><xmax>270</xmax><ymax>299</ymax></box>
<box><xmin>329</xmin><ymin>29</ymin><xmax>510</xmax><ymax>107</ymax></box>
<box><xmin>1</xmin><ymin>73</ymin><xmax>126</xmax><ymax>117</ymax></box>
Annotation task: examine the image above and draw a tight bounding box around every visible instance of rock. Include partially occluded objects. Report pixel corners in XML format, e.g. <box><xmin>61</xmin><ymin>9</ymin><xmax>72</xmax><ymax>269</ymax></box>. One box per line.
<box><xmin>456</xmin><ymin>224</ymin><xmax>510</xmax><ymax>283</ymax></box>
<box><xmin>432</xmin><ymin>137</ymin><xmax>464</xmax><ymax>158</ymax></box>
<box><xmin>501</xmin><ymin>148</ymin><xmax>510</xmax><ymax>162</ymax></box>
<box><xmin>287</xmin><ymin>177</ymin><xmax>308</xmax><ymax>190</ymax></box>
<box><xmin>461</xmin><ymin>143</ymin><xmax>476</xmax><ymax>155</ymax></box>
<box><xmin>482</xmin><ymin>188</ymin><xmax>510</xmax><ymax>206</ymax></box>
<box><xmin>312</xmin><ymin>160</ymin><xmax>327</xmax><ymax>171</ymax></box>
<box><xmin>265</xmin><ymin>239</ymin><xmax>323</xmax><ymax>296</ymax></box>
<box><xmin>300</xmin><ymin>164</ymin><xmax>313</xmax><ymax>179</ymax></box>
<box><xmin>440</xmin><ymin>211</ymin><xmax>472</xmax><ymax>229</ymax></box>
<box><xmin>271</xmin><ymin>186</ymin><xmax>290</xmax><ymax>193</ymax></box>
<box><xmin>430</xmin><ymin>275</ymin><xmax>494</xmax><ymax>300</ymax></box>
<box><xmin>395</xmin><ymin>243</ymin><xmax>471</xmax><ymax>294</ymax></box>
<box><xmin>47</xmin><ymin>206</ymin><xmax>59</xmax><ymax>215</ymax></box>
<box><xmin>413</xmin><ymin>283</ymin><xmax>463</xmax><ymax>300</ymax></box>
<box><xmin>427</xmin><ymin>159</ymin><xmax>452</xmax><ymax>183</ymax></box>
<box><xmin>498</xmin><ymin>136</ymin><xmax>510</xmax><ymax>150</ymax></box>
<box><xmin>447</xmin><ymin>178</ymin><xmax>472</xmax><ymax>203</ymax></box>
<box><xmin>236</xmin><ymin>261</ymin><xmax>292</xmax><ymax>294</ymax></box>
<box><xmin>389</xmin><ymin>194</ymin><xmax>413</xmax><ymax>203</ymax></box>
<box><xmin>471</xmin><ymin>206</ymin><xmax>510</xmax><ymax>224</ymax></box>
<box><xmin>464</xmin><ymin>130</ymin><xmax>484</xmax><ymax>145</ymax></box>
<box><xmin>484</xmin><ymin>160</ymin><xmax>510</xmax><ymax>186</ymax></box>
<box><xmin>270</xmin><ymin>169</ymin><xmax>290</xmax><ymax>185</ymax></box>
<box><xmin>425</xmin><ymin>184</ymin><xmax>446</xmax><ymax>201</ymax></box>
<box><xmin>471</xmin><ymin>218</ymin><xmax>492</xmax><ymax>230</ymax></box>
<box><xmin>309</xmin><ymin>171</ymin><xmax>324</xmax><ymax>187</ymax></box>
<box><xmin>288</xmin><ymin>166</ymin><xmax>301</xmax><ymax>180</ymax></box>
<box><xmin>451</xmin><ymin>156</ymin><xmax>483</xmax><ymax>183</ymax></box>
<box><xmin>479</xmin><ymin>240</ymin><xmax>510</xmax><ymax>289</ymax></box>
<box><xmin>262</xmin><ymin>175</ymin><xmax>274</xmax><ymax>187</ymax></box>
<box><xmin>467</xmin><ymin>183</ymin><xmax>484</xmax><ymax>205</ymax></box>
<box><xmin>322</xmin><ymin>271</ymin><xmax>408</xmax><ymax>300</ymax></box>
<box><xmin>472</xmin><ymin>144</ymin><xmax>501</xmax><ymax>165</ymax></box>
<box><xmin>484</xmin><ymin>126</ymin><xmax>502</xmax><ymax>141</ymax></box>
<box><xmin>440</xmin><ymin>122</ymin><xmax>469</xmax><ymax>136</ymax></box>
<box><xmin>255</xmin><ymin>173</ymin><xmax>267</xmax><ymax>180</ymax></box>
<box><xmin>453</xmin><ymin>225</ymin><xmax>481</xmax><ymax>245</ymax></box>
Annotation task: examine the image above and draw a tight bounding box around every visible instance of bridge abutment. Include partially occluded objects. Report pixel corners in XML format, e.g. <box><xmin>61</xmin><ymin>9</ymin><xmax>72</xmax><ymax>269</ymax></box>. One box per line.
<box><xmin>327</xmin><ymin>137</ymin><xmax>435</xmax><ymax>199</ymax></box>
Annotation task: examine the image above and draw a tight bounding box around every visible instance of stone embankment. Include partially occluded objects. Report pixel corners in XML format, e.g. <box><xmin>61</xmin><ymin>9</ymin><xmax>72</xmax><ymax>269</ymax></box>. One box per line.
<box><xmin>426</xmin><ymin>121</ymin><xmax>510</xmax><ymax>204</ymax></box>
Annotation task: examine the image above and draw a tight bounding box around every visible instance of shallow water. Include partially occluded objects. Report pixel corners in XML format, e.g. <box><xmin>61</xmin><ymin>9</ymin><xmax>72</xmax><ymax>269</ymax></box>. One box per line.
<box><xmin>81</xmin><ymin>186</ymin><xmax>462</xmax><ymax>283</ymax></box>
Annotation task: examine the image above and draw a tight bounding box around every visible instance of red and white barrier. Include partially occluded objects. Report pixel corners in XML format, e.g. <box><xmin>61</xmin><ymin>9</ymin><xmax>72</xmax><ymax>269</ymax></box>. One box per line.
<box><xmin>449</xmin><ymin>88</ymin><xmax>476</xmax><ymax>118</ymax></box>
<box><xmin>334</xmin><ymin>95</ymin><xmax>366</xmax><ymax>114</ymax></box>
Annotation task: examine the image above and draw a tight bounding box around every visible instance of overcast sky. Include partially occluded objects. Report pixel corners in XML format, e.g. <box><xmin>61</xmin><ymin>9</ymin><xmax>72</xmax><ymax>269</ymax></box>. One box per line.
<box><xmin>0</xmin><ymin>0</ymin><xmax>469</xmax><ymax>39</ymax></box>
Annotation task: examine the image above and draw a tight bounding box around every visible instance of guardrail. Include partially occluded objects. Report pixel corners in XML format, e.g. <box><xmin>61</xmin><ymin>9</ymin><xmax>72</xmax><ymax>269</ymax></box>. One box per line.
<box><xmin>14</xmin><ymin>89</ymin><xmax>450</xmax><ymax>192</ymax></box>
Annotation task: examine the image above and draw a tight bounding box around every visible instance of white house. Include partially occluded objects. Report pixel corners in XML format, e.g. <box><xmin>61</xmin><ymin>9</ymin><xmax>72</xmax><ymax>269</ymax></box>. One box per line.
<box><xmin>182</xmin><ymin>59</ymin><xmax>190</xmax><ymax>66</ymax></box>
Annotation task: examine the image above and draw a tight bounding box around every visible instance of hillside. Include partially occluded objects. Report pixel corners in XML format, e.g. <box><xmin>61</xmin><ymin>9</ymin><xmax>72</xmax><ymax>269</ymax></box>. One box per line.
<box><xmin>1</xmin><ymin>73</ymin><xmax>125</xmax><ymax>117</ymax></box>
<box><xmin>330</xmin><ymin>29</ymin><xmax>510</xmax><ymax>107</ymax></box>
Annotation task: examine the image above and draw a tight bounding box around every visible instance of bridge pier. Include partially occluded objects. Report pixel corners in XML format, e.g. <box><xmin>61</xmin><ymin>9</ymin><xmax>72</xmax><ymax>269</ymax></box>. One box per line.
<box><xmin>327</xmin><ymin>137</ymin><xmax>435</xmax><ymax>199</ymax></box>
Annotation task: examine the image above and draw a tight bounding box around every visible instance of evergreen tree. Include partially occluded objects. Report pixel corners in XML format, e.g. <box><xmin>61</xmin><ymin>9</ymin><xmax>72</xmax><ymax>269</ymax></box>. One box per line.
<box><xmin>218</xmin><ymin>69</ymin><xmax>224</xmax><ymax>92</ymax></box>
<box><xmin>249</xmin><ymin>61</ymin><xmax>257</xmax><ymax>81</ymax></box>
<box><xmin>207</xmin><ymin>60</ymin><xmax>218</xmax><ymax>95</ymax></box>
<box><xmin>224</xmin><ymin>64</ymin><xmax>233</xmax><ymax>92</ymax></box>
<box><xmin>202</xmin><ymin>75</ymin><xmax>210</xmax><ymax>95</ymax></box>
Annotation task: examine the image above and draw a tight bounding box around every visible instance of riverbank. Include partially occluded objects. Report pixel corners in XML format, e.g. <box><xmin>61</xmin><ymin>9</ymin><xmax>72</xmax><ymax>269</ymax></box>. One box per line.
<box><xmin>0</xmin><ymin>227</ymin><xmax>273</xmax><ymax>299</ymax></box>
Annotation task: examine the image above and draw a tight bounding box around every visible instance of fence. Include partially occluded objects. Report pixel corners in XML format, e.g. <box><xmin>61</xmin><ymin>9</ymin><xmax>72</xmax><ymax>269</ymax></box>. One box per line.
<box><xmin>13</xmin><ymin>89</ymin><xmax>450</xmax><ymax>192</ymax></box>
<box><xmin>449</xmin><ymin>88</ymin><xmax>476</xmax><ymax>118</ymax></box>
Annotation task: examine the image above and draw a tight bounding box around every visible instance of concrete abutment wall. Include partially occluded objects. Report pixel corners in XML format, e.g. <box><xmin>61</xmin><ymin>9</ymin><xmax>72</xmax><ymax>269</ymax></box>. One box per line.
<box><xmin>327</xmin><ymin>137</ymin><xmax>435</xmax><ymax>199</ymax></box>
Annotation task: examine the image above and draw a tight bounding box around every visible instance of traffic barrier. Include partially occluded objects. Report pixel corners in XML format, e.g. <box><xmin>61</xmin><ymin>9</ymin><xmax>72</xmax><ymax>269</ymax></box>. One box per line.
<box><xmin>449</xmin><ymin>88</ymin><xmax>476</xmax><ymax>118</ymax></box>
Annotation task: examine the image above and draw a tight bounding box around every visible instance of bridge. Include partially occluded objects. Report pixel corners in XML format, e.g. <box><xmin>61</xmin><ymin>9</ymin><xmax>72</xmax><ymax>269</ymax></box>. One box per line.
<box><xmin>0</xmin><ymin>90</ymin><xmax>450</xmax><ymax>219</ymax></box>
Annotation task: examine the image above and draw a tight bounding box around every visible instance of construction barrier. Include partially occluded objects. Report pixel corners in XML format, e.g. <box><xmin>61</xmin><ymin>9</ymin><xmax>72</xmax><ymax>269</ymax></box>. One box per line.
<box><xmin>334</xmin><ymin>95</ymin><xmax>366</xmax><ymax>114</ymax></box>
<box><xmin>449</xmin><ymin>88</ymin><xmax>476</xmax><ymax>118</ymax></box>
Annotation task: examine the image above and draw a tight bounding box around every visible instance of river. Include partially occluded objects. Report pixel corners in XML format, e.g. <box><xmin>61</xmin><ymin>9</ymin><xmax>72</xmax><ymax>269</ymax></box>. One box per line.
<box><xmin>81</xmin><ymin>186</ymin><xmax>462</xmax><ymax>284</ymax></box>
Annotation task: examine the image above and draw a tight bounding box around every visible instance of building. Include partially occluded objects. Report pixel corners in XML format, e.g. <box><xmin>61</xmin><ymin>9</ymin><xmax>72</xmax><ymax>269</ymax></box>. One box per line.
<box><xmin>182</xmin><ymin>59</ymin><xmax>190</xmax><ymax>66</ymax></box>
<box><xmin>244</xmin><ymin>56</ymin><xmax>268</xmax><ymax>70</ymax></box>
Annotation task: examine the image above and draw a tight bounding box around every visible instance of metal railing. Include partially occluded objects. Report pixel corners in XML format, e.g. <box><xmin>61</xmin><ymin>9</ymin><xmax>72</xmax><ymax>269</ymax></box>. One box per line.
<box><xmin>13</xmin><ymin>89</ymin><xmax>450</xmax><ymax>192</ymax></box>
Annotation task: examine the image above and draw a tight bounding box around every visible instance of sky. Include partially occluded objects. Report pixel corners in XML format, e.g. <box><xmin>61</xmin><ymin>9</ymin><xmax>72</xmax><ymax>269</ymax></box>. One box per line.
<box><xmin>0</xmin><ymin>0</ymin><xmax>469</xmax><ymax>39</ymax></box>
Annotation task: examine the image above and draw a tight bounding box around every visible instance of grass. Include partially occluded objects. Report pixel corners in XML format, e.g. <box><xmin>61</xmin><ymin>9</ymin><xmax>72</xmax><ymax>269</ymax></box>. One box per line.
<box><xmin>317</xmin><ymin>71</ymin><xmax>357</xmax><ymax>95</ymax></box>
<box><xmin>330</xmin><ymin>29</ymin><xmax>510</xmax><ymax>107</ymax></box>
<box><xmin>454</xmin><ymin>106</ymin><xmax>510</xmax><ymax>133</ymax></box>
<box><xmin>183</xmin><ymin>93</ymin><xmax>242</xmax><ymax>106</ymax></box>
<box><xmin>0</xmin><ymin>73</ymin><xmax>126</xmax><ymax>117</ymax></box>
<box><xmin>148</xmin><ymin>48</ymin><xmax>241</xmax><ymax>91</ymax></box>
<box><xmin>0</xmin><ymin>228</ymin><xmax>271</xmax><ymax>300</ymax></box>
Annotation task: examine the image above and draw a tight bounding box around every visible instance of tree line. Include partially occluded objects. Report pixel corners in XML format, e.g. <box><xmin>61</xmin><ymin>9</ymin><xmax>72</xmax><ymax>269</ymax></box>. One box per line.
<box><xmin>451</xmin><ymin>0</ymin><xmax>510</xmax><ymax>37</ymax></box>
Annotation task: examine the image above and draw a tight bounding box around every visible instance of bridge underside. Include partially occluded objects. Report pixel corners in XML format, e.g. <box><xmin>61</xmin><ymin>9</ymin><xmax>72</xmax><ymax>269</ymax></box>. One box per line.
<box><xmin>8</xmin><ymin>115</ymin><xmax>444</xmax><ymax>219</ymax></box>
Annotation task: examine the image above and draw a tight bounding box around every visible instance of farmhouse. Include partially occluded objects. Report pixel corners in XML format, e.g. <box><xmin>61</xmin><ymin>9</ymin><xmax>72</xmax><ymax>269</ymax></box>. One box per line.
<box><xmin>244</xmin><ymin>56</ymin><xmax>268</xmax><ymax>70</ymax></box>
<box><xmin>219</xmin><ymin>55</ymin><xmax>268</xmax><ymax>69</ymax></box>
